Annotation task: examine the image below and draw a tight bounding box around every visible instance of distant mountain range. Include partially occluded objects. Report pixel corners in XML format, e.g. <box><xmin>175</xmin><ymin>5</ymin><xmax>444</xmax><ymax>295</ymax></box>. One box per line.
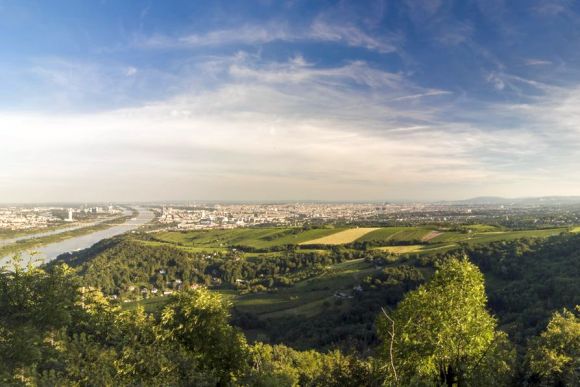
<box><xmin>440</xmin><ymin>196</ymin><xmax>580</xmax><ymax>206</ymax></box>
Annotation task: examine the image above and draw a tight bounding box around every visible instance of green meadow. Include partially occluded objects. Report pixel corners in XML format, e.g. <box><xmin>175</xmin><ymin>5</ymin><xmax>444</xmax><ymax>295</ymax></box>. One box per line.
<box><xmin>146</xmin><ymin>225</ymin><xmax>569</xmax><ymax>254</ymax></box>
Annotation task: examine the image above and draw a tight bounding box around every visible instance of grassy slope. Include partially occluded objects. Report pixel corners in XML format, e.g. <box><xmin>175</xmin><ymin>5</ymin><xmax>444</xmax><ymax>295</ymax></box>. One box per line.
<box><xmin>121</xmin><ymin>226</ymin><xmax>570</xmax><ymax>318</ymax></box>
<box><xmin>153</xmin><ymin>228</ymin><xmax>345</xmax><ymax>249</ymax></box>
<box><xmin>150</xmin><ymin>226</ymin><xmax>569</xmax><ymax>255</ymax></box>
<box><xmin>355</xmin><ymin>227</ymin><xmax>413</xmax><ymax>242</ymax></box>
<box><xmin>355</xmin><ymin>227</ymin><xmax>436</xmax><ymax>243</ymax></box>
<box><xmin>462</xmin><ymin>228</ymin><xmax>566</xmax><ymax>245</ymax></box>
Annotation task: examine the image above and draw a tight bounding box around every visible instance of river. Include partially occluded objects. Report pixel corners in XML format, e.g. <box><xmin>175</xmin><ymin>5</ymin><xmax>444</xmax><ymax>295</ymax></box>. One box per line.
<box><xmin>1</xmin><ymin>208</ymin><xmax>155</xmax><ymax>267</ymax></box>
<box><xmin>0</xmin><ymin>213</ymin><xmax>129</xmax><ymax>247</ymax></box>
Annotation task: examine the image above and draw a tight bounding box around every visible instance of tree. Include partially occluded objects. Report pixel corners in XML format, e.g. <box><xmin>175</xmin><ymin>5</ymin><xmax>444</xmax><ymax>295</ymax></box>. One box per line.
<box><xmin>160</xmin><ymin>288</ymin><xmax>250</xmax><ymax>385</ymax></box>
<box><xmin>0</xmin><ymin>257</ymin><xmax>79</xmax><ymax>383</ymax></box>
<box><xmin>247</xmin><ymin>343</ymin><xmax>380</xmax><ymax>387</ymax></box>
<box><xmin>526</xmin><ymin>306</ymin><xmax>579</xmax><ymax>386</ymax></box>
<box><xmin>378</xmin><ymin>258</ymin><xmax>514</xmax><ymax>386</ymax></box>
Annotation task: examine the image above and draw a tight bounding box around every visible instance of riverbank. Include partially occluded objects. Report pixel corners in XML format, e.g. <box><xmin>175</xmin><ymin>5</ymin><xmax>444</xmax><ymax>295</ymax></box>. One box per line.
<box><xmin>0</xmin><ymin>209</ymin><xmax>138</xmax><ymax>259</ymax></box>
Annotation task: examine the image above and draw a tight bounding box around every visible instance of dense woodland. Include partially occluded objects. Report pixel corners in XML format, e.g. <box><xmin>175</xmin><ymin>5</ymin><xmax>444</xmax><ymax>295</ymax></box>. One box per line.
<box><xmin>2</xmin><ymin>231</ymin><xmax>578</xmax><ymax>385</ymax></box>
<box><xmin>54</xmin><ymin>238</ymin><xmax>371</xmax><ymax>295</ymax></box>
<box><xmin>1</xmin><ymin>257</ymin><xmax>578</xmax><ymax>386</ymax></box>
<box><xmin>53</xmin><ymin>232</ymin><xmax>580</xmax><ymax>350</ymax></box>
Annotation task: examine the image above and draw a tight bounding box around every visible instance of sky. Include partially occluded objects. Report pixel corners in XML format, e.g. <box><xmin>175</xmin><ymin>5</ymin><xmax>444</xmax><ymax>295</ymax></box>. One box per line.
<box><xmin>2</xmin><ymin>0</ymin><xmax>580</xmax><ymax>202</ymax></box>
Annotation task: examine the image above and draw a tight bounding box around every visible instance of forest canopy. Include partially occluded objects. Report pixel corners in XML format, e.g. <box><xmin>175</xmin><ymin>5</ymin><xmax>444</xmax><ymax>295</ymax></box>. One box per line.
<box><xmin>1</xmin><ymin>252</ymin><xmax>578</xmax><ymax>386</ymax></box>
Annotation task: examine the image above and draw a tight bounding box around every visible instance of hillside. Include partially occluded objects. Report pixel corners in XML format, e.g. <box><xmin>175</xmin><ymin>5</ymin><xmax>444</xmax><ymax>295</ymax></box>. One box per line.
<box><xmin>52</xmin><ymin>225</ymin><xmax>578</xmax><ymax>352</ymax></box>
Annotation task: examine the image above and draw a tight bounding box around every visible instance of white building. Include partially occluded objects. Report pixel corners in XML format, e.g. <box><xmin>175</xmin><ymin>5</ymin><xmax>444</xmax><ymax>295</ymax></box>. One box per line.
<box><xmin>66</xmin><ymin>208</ymin><xmax>74</xmax><ymax>222</ymax></box>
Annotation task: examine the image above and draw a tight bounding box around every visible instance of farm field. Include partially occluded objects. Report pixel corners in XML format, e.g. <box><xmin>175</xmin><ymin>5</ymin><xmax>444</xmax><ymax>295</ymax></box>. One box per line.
<box><xmin>299</xmin><ymin>228</ymin><xmax>379</xmax><ymax>245</ymax></box>
<box><xmin>374</xmin><ymin>244</ymin><xmax>456</xmax><ymax>254</ymax></box>
<box><xmin>147</xmin><ymin>225</ymin><xmax>570</xmax><ymax>253</ymax></box>
<box><xmin>152</xmin><ymin>227</ymin><xmax>345</xmax><ymax>250</ymax></box>
<box><xmin>461</xmin><ymin>228</ymin><xmax>566</xmax><ymax>245</ymax></box>
<box><xmin>357</xmin><ymin>227</ymin><xmax>458</xmax><ymax>244</ymax></box>
<box><xmin>137</xmin><ymin>240</ymin><xmax>228</xmax><ymax>253</ymax></box>
<box><xmin>349</xmin><ymin>227</ymin><xmax>408</xmax><ymax>242</ymax></box>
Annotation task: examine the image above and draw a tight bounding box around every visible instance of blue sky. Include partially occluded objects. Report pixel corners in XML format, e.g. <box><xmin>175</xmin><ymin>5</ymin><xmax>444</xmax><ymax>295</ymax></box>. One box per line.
<box><xmin>2</xmin><ymin>0</ymin><xmax>580</xmax><ymax>202</ymax></box>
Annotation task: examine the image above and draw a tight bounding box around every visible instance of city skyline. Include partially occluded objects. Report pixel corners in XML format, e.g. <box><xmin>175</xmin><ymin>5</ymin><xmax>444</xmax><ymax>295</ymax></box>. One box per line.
<box><xmin>2</xmin><ymin>1</ymin><xmax>580</xmax><ymax>202</ymax></box>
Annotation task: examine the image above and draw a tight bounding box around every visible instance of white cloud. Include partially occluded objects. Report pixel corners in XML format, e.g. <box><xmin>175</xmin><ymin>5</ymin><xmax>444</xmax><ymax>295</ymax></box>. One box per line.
<box><xmin>525</xmin><ymin>58</ymin><xmax>553</xmax><ymax>66</ymax></box>
<box><xmin>390</xmin><ymin>90</ymin><xmax>452</xmax><ymax>101</ymax></box>
<box><xmin>125</xmin><ymin>66</ymin><xmax>138</xmax><ymax>76</ymax></box>
<box><xmin>308</xmin><ymin>19</ymin><xmax>397</xmax><ymax>53</ymax></box>
<box><xmin>138</xmin><ymin>20</ymin><xmax>397</xmax><ymax>53</ymax></box>
<box><xmin>487</xmin><ymin>72</ymin><xmax>505</xmax><ymax>90</ymax></box>
<box><xmin>3</xmin><ymin>54</ymin><xmax>580</xmax><ymax>202</ymax></box>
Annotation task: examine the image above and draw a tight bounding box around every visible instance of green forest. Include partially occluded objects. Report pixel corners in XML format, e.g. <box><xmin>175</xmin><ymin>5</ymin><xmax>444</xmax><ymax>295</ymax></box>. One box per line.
<box><xmin>1</xmin><ymin>227</ymin><xmax>579</xmax><ymax>386</ymax></box>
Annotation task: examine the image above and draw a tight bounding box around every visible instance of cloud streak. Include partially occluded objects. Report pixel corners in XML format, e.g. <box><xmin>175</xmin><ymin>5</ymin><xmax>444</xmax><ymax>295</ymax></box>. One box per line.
<box><xmin>138</xmin><ymin>20</ymin><xmax>398</xmax><ymax>53</ymax></box>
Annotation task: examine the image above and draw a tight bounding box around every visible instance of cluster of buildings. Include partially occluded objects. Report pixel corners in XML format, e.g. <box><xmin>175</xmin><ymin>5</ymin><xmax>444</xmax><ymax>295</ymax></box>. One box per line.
<box><xmin>155</xmin><ymin>201</ymin><xmax>580</xmax><ymax>230</ymax></box>
<box><xmin>67</xmin><ymin>205</ymin><xmax>121</xmax><ymax>222</ymax></box>
<box><xmin>0</xmin><ymin>207</ymin><xmax>61</xmax><ymax>230</ymax></box>
<box><xmin>79</xmin><ymin>205</ymin><xmax>117</xmax><ymax>214</ymax></box>
<box><xmin>0</xmin><ymin>205</ymin><xmax>123</xmax><ymax>230</ymax></box>
<box><xmin>156</xmin><ymin>202</ymin><xmax>484</xmax><ymax>230</ymax></box>
<box><xmin>116</xmin><ymin>275</ymin><xmax>209</xmax><ymax>302</ymax></box>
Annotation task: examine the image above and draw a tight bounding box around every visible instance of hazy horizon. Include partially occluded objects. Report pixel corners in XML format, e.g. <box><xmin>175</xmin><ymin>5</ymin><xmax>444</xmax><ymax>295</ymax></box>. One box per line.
<box><xmin>3</xmin><ymin>1</ymin><xmax>580</xmax><ymax>202</ymax></box>
<box><xmin>5</xmin><ymin>194</ymin><xmax>580</xmax><ymax>206</ymax></box>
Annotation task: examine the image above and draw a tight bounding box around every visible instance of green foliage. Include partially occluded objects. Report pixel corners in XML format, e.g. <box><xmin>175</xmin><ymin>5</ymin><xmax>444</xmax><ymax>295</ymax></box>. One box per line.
<box><xmin>0</xmin><ymin>261</ymin><xmax>249</xmax><ymax>386</ymax></box>
<box><xmin>0</xmin><ymin>257</ymin><xmax>78</xmax><ymax>381</ymax></box>
<box><xmin>247</xmin><ymin>343</ymin><xmax>380</xmax><ymax>386</ymax></box>
<box><xmin>422</xmin><ymin>234</ymin><xmax>580</xmax><ymax>345</ymax></box>
<box><xmin>56</xmin><ymin>237</ymin><xmax>368</xmax><ymax>296</ymax></box>
<box><xmin>526</xmin><ymin>306</ymin><xmax>580</xmax><ymax>385</ymax></box>
<box><xmin>3</xmin><ymin>228</ymin><xmax>579</xmax><ymax>385</ymax></box>
<box><xmin>161</xmin><ymin>289</ymin><xmax>250</xmax><ymax>384</ymax></box>
<box><xmin>378</xmin><ymin>258</ymin><xmax>515</xmax><ymax>385</ymax></box>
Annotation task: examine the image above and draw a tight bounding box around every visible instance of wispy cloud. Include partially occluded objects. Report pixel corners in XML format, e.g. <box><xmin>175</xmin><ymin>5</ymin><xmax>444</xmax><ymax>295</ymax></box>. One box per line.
<box><xmin>533</xmin><ymin>0</ymin><xmax>574</xmax><ymax>16</ymax></box>
<box><xmin>308</xmin><ymin>19</ymin><xmax>397</xmax><ymax>53</ymax></box>
<box><xmin>228</xmin><ymin>58</ymin><xmax>405</xmax><ymax>89</ymax></box>
<box><xmin>390</xmin><ymin>90</ymin><xmax>451</xmax><ymax>101</ymax></box>
<box><xmin>434</xmin><ymin>22</ymin><xmax>473</xmax><ymax>46</ymax></box>
<box><xmin>525</xmin><ymin>58</ymin><xmax>553</xmax><ymax>66</ymax></box>
<box><xmin>137</xmin><ymin>20</ymin><xmax>398</xmax><ymax>53</ymax></box>
<box><xmin>4</xmin><ymin>52</ymin><xmax>574</xmax><ymax>201</ymax></box>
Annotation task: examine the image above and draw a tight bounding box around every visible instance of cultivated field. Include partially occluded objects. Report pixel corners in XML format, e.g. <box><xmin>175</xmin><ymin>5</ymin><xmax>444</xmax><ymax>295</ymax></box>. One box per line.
<box><xmin>374</xmin><ymin>244</ymin><xmax>457</xmax><ymax>254</ymax></box>
<box><xmin>149</xmin><ymin>225</ymin><xmax>569</xmax><ymax>251</ymax></box>
<box><xmin>152</xmin><ymin>227</ymin><xmax>345</xmax><ymax>249</ymax></box>
<box><xmin>357</xmin><ymin>227</ymin><xmax>435</xmax><ymax>243</ymax></box>
<box><xmin>421</xmin><ymin>231</ymin><xmax>443</xmax><ymax>241</ymax></box>
<box><xmin>300</xmin><ymin>227</ymin><xmax>379</xmax><ymax>245</ymax></box>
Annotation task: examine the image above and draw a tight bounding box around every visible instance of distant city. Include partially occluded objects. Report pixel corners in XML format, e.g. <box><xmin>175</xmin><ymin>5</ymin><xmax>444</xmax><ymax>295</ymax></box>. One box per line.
<box><xmin>0</xmin><ymin>205</ymin><xmax>121</xmax><ymax>230</ymax></box>
<box><xmin>4</xmin><ymin>197</ymin><xmax>580</xmax><ymax>232</ymax></box>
